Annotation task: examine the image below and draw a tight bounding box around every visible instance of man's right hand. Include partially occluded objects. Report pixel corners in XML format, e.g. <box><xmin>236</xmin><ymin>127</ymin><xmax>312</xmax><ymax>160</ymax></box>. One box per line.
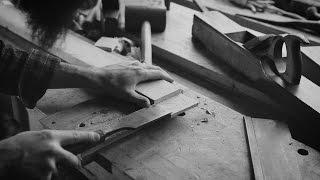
<box><xmin>0</xmin><ymin>130</ymin><xmax>100</xmax><ymax>180</ymax></box>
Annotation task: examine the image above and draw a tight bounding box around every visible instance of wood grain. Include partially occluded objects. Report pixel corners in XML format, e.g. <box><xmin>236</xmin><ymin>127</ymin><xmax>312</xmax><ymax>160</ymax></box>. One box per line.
<box><xmin>40</xmin><ymin>97</ymin><xmax>137</xmax><ymax>130</ymax></box>
<box><xmin>40</xmin><ymin>93</ymin><xmax>198</xmax><ymax>132</ymax></box>
<box><xmin>40</xmin><ymin>91</ymin><xmax>198</xmax><ymax>165</ymax></box>
<box><xmin>301</xmin><ymin>46</ymin><xmax>320</xmax><ymax>86</ymax></box>
<box><xmin>192</xmin><ymin>12</ymin><xmax>265</xmax><ymax>81</ymax></box>
<box><xmin>244</xmin><ymin>116</ymin><xmax>301</xmax><ymax>180</ymax></box>
<box><xmin>38</xmin><ymin>87</ymin><xmax>253</xmax><ymax>179</ymax></box>
<box><xmin>243</xmin><ymin>116</ymin><xmax>264</xmax><ymax>180</ymax></box>
<box><xmin>136</xmin><ymin>80</ymin><xmax>183</xmax><ymax>104</ymax></box>
<box><xmin>96</xmin><ymin>90</ymin><xmax>252</xmax><ymax>179</ymax></box>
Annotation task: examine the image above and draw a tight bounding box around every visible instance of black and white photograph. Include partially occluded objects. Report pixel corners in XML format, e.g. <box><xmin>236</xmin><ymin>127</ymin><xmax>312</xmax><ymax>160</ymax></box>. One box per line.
<box><xmin>0</xmin><ymin>0</ymin><xmax>319</xmax><ymax>179</ymax></box>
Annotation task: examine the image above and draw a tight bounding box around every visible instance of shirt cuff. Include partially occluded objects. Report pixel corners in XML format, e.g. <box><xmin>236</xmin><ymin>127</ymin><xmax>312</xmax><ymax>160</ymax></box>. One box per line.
<box><xmin>18</xmin><ymin>49</ymin><xmax>60</xmax><ymax>108</ymax></box>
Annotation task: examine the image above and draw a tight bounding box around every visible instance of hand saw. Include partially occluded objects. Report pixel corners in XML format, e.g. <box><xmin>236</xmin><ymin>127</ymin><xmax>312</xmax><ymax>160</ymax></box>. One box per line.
<box><xmin>192</xmin><ymin>11</ymin><xmax>320</xmax><ymax>150</ymax></box>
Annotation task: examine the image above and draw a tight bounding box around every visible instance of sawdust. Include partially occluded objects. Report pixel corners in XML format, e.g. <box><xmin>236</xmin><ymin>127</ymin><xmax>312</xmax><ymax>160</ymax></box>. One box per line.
<box><xmin>201</xmin><ymin>118</ymin><xmax>209</xmax><ymax>123</ymax></box>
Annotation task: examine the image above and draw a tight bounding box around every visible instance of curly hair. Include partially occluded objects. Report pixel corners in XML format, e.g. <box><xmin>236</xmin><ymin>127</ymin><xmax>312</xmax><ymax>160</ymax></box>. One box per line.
<box><xmin>12</xmin><ymin>0</ymin><xmax>97</xmax><ymax>48</ymax></box>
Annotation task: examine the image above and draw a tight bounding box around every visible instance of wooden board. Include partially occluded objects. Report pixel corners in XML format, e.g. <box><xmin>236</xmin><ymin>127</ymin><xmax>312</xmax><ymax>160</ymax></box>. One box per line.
<box><xmin>38</xmin><ymin>85</ymin><xmax>253</xmax><ymax>179</ymax></box>
<box><xmin>244</xmin><ymin>116</ymin><xmax>301</xmax><ymax>180</ymax></box>
<box><xmin>40</xmin><ymin>93</ymin><xmax>198</xmax><ymax>132</ymax></box>
<box><xmin>40</xmin><ymin>97</ymin><xmax>137</xmax><ymax>130</ymax></box>
<box><xmin>301</xmin><ymin>46</ymin><xmax>320</xmax><ymax>86</ymax></box>
<box><xmin>192</xmin><ymin>12</ymin><xmax>265</xmax><ymax>82</ymax></box>
<box><xmin>80</xmin><ymin>89</ymin><xmax>252</xmax><ymax>179</ymax></box>
<box><xmin>136</xmin><ymin>80</ymin><xmax>183</xmax><ymax>104</ymax></box>
<box><xmin>29</xmin><ymin>88</ymin><xmax>320</xmax><ymax>179</ymax></box>
<box><xmin>40</xmin><ymin>91</ymin><xmax>198</xmax><ymax>167</ymax></box>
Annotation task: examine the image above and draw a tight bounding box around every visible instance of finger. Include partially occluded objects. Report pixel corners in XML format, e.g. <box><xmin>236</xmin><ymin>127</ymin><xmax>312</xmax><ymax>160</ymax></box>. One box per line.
<box><xmin>53</xmin><ymin>130</ymin><xmax>100</xmax><ymax>146</ymax></box>
<box><xmin>140</xmin><ymin>69</ymin><xmax>174</xmax><ymax>83</ymax></box>
<box><xmin>40</xmin><ymin>171</ymin><xmax>52</xmax><ymax>180</ymax></box>
<box><xmin>45</xmin><ymin>172</ymin><xmax>52</xmax><ymax>180</ymax></box>
<box><xmin>129</xmin><ymin>61</ymin><xmax>142</xmax><ymax>66</ymax></box>
<box><xmin>144</xmin><ymin>64</ymin><xmax>162</xmax><ymax>70</ymax></box>
<box><xmin>142</xmin><ymin>65</ymin><xmax>174</xmax><ymax>82</ymax></box>
<box><xmin>47</xmin><ymin>157</ymin><xmax>58</xmax><ymax>175</ymax></box>
<box><xmin>55</xmin><ymin>146</ymin><xmax>81</xmax><ymax>168</ymax></box>
<box><xmin>38</xmin><ymin>157</ymin><xmax>57</xmax><ymax>175</ymax></box>
<box><xmin>127</xmin><ymin>91</ymin><xmax>151</xmax><ymax>107</ymax></box>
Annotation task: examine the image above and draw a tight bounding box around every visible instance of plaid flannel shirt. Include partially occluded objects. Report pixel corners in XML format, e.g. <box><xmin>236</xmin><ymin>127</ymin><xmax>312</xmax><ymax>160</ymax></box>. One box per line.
<box><xmin>0</xmin><ymin>39</ymin><xmax>60</xmax><ymax>108</ymax></box>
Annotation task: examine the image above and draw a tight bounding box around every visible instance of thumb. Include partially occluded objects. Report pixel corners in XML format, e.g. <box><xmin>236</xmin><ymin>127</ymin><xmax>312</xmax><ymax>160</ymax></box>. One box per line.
<box><xmin>128</xmin><ymin>91</ymin><xmax>151</xmax><ymax>107</ymax></box>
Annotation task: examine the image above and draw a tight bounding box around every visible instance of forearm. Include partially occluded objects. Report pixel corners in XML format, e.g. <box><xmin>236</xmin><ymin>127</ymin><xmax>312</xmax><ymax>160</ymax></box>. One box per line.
<box><xmin>0</xmin><ymin>139</ymin><xmax>20</xmax><ymax>174</ymax></box>
<box><xmin>49</xmin><ymin>62</ymin><xmax>99</xmax><ymax>89</ymax></box>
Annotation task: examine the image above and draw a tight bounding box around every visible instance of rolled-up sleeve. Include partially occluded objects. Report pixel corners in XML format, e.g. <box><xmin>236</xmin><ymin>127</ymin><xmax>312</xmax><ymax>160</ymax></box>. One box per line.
<box><xmin>0</xmin><ymin>40</ymin><xmax>60</xmax><ymax>108</ymax></box>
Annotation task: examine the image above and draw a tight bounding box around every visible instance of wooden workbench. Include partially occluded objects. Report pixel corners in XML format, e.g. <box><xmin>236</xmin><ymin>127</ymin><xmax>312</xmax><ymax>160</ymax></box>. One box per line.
<box><xmin>1</xmin><ymin>1</ymin><xmax>320</xmax><ymax>179</ymax></box>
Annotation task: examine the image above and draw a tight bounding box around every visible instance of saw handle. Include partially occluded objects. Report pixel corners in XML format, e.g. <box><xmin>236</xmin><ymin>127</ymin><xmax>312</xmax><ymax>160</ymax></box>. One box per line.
<box><xmin>268</xmin><ymin>35</ymin><xmax>304</xmax><ymax>85</ymax></box>
<box><xmin>244</xmin><ymin>34</ymin><xmax>304</xmax><ymax>85</ymax></box>
<box><xmin>279</xmin><ymin>36</ymin><xmax>302</xmax><ymax>84</ymax></box>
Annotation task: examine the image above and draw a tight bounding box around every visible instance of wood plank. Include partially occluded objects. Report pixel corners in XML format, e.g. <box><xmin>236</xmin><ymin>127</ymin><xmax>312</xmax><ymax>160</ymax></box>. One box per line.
<box><xmin>192</xmin><ymin>12</ymin><xmax>265</xmax><ymax>81</ymax></box>
<box><xmin>40</xmin><ymin>92</ymin><xmax>198</xmax><ymax>134</ymax></box>
<box><xmin>27</xmin><ymin>108</ymin><xmax>46</xmax><ymax>131</ymax></box>
<box><xmin>83</xmin><ymin>161</ymin><xmax>133</xmax><ymax>180</ymax></box>
<box><xmin>39</xmin><ymin>86</ymin><xmax>253</xmax><ymax>179</ymax></box>
<box><xmin>96</xmin><ymin>90</ymin><xmax>252</xmax><ymax>179</ymax></box>
<box><xmin>136</xmin><ymin>80</ymin><xmax>183</xmax><ymax>104</ymax></box>
<box><xmin>243</xmin><ymin>116</ymin><xmax>264</xmax><ymax>180</ymax></box>
<box><xmin>0</xmin><ymin>5</ymin><xmax>182</xmax><ymax>107</ymax></box>
<box><xmin>83</xmin><ymin>93</ymin><xmax>198</xmax><ymax>132</ymax></box>
<box><xmin>301</xmin><ymin>46</ymin><xmax>320</xmax><ymax>86</ymax></box>
<box><xmin>40</xmin><ymin>97</ymin><xmax>137</xmax><ymax>130</ymax></box>
<box><xmin>244</xmin><ymin>116</ymin><xmax>301</xmax><ymax>180</ymax></box>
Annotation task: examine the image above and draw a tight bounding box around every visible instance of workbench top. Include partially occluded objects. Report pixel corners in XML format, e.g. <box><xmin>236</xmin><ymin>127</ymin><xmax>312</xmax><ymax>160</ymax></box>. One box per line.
<box><xmin>36</xmin><ymin>86</ymin><xmax>251</xmax><ymax>179</ymax></box>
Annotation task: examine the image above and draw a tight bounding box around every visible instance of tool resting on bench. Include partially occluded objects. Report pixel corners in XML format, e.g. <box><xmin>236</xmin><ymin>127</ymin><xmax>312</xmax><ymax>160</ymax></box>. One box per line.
<box><xmin>192</xmin><ymin>11</ymin><xmax>320</xmax><ymax>150</ymax></box>
<box><xmin>124</xmin><ymin>0</ymin><xmax>167</xmax><ymax>32</ymax></box>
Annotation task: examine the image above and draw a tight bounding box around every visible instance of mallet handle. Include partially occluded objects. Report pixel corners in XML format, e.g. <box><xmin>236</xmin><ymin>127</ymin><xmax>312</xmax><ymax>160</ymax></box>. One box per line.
<box><xmin>141</xmin><ymin>21</ymin><xmax>152</xmax><ymax>64</ymax></box>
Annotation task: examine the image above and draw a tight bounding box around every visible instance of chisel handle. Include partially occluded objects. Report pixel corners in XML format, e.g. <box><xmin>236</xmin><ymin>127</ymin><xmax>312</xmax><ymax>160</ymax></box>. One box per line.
<box><xmin>141</xmin><ymin>21</ymin><xmax>152</xmax><ymax>65</ymax></box>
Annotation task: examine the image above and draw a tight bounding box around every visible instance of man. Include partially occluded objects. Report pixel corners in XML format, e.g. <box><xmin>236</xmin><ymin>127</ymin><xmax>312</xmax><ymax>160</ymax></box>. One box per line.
<box><xmin>0</xmin><ymin>0</ymin><xmax>173</xmax><ymax>179</ymax></box>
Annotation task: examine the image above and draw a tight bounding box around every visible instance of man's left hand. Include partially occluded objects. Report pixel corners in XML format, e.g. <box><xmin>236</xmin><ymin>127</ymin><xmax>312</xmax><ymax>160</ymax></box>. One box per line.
<box><xmin>92</xmin><ymin>61</ymin><xmax>174</xmax><ymax>107</ymax></box>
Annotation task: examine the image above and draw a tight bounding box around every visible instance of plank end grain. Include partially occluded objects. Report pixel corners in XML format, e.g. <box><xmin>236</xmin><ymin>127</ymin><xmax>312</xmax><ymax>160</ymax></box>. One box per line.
<box><xmin>244</xmin><ymin>116</ymin><xmax>302</xmax><ymax>180</ymax></box>
<box><xmin>244</xmin><ymin>116</ymin><xmax>265</xmax><ymax>180</ymax></box>
<box><xmin>136</xmin><ymin>80</ymin><xmax>183</xmax><ymax>104</ymax></box>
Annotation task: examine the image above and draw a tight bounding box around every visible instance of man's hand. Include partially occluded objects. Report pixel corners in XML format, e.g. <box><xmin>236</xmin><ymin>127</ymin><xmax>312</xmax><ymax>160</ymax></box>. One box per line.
<box><xmin>50</xmin><ymin>61</ymin><xmax>173</xmax><ymax>107</ymax></box>
<box><xmin>0</xmin><ymin>130</ymin><xmax>100</xmax><ymax>180</ymax></box>
<box><xmin>94</xmin><ymin>61</ymin><xmax>174</xmax><ymax>107</ymax></box>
